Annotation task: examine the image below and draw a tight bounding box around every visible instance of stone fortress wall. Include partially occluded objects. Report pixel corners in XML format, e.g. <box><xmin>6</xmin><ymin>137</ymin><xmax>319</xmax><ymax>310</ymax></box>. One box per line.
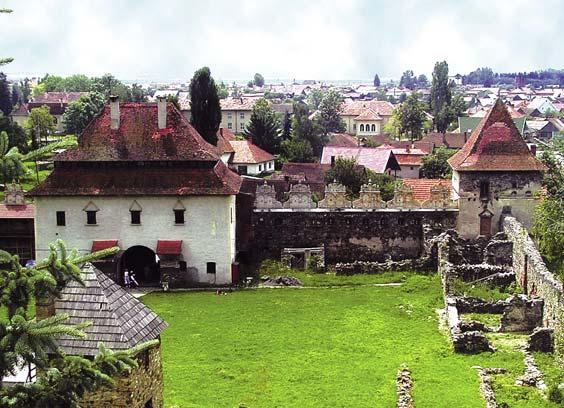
<box><xmin>249</xmin><ymin>182</ymin><xmax>458</xmax><ymax>264</ymax></box>
<box><xmin>502</xmin><ymin>215</ymin><xmax>564</xmax><ymax>361</ymax></box>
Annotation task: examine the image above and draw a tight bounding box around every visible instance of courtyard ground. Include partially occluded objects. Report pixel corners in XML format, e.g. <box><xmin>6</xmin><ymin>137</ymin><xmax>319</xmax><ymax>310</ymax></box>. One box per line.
<box><xmin>142</xmin><ymin>272</ymin><xmax>562</xmax><ymax>407</ymax></box>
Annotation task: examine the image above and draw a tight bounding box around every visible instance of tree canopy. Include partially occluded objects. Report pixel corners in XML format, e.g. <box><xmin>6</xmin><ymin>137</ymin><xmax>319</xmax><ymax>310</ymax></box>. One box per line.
<box><xmin>420</xmin><ymin>147</ymin><xmax>456</xmax><ymax>179</ymax></box>
<box><xmin>395</xmin><ymin>93</ymin><xmax>427</xmax><ymax>141</ymax></box>
<box><xmin>244</xmin><ymin>98</ymin><xmax>281</xmax><ymax>154</ymax></box>
<box><xmin>430</xmin><ymin>61</ymin><xmax>452</xmax><ymax>133</ymax></box>
<box><xmin>315</xmin><ymin>90</ymin><xmax>345</xmax><ymax>136</ymax></box>
<box><xmin>253</xmin><ymin>73</ymin><xmax>265</xmax><ymax>87</ymax></box>
<box><xmin>291</xmin><ymin>103</ymin><xmax>324</xmax><ymax>157</ymax></box>
<box><xmin>25</xmin><ymin>105</ymin><xmax>55</xmax><ymax>148</ymax></box>
<box><xmin>62</xmin><ymin>92</ymin><xmax>105</xmax><ymax>135</ymax></box>
<box><xmin>373</xmin><ymin>74</ymin><xmax>381</xmax><ymax>87</ymax></box>
<box><xmin>0</xmin><ymin>72</ymin><xmax>12</xmax><ymax>117</ymax></box>
<box><xmin>189</xmin><ymin>67</ymin><xmax>221</xmax><ymax>146</ymax></box>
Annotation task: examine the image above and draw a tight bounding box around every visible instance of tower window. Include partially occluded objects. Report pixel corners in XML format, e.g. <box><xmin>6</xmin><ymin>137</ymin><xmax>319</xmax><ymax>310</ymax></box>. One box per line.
<box><xmin>130</xmin><ymin>210</ymin><xmax>141</xmax><ymax>225</ymax></box>
<box><xmin>86</xmin><ymin>211</ymin><xmax>97</xmax><ymax>225</ymax></box>
<box><xmin>207</xmin><ymin>262</ymin><xmax>216</xmax><ymax>274</ymax></box>
<box><xmin>56</xmin><ymin>211</ymin><xmax>66</xmax><ymax>226</ymax></box>
<box><xmin>174</xmin><ymin>209</ymin><xmax>185</xmax><ymax>224</ymax></box>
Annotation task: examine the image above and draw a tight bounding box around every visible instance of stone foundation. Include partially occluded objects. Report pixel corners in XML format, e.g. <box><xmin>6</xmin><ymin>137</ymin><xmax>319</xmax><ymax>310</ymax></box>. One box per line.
<box><xmin>80</xmin><ymin>346</ymin><xmax>164</xmax><ymax>408</ymax></box>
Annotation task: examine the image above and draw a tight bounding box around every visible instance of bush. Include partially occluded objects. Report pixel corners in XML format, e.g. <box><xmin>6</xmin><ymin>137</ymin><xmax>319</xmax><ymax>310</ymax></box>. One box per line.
<box><xmin>548</xmin><ymin>383</ymin><xmax>563</xmax><ymax>404</ymax></box>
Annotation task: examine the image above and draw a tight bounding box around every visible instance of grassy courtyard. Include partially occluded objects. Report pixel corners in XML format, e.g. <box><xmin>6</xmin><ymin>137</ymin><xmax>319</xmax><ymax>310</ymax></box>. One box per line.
<box><xmin>142</xmin><ymin>273</ymin><xmax>561</xmax><ymax>407</ymax></box>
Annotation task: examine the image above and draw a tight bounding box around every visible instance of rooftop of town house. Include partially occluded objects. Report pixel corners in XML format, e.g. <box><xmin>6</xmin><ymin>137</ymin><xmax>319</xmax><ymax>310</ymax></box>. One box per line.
<box><xmin>449</xmin><ymin>99</ymin><xmax>547</xmax><ymax>172</ymax></box>
<box><xmin>229</xmin><ymin>140</ymin><xmax>275</xmax><ymax>164</ymax></box>
<box><xmin>321</xmin><ymin>146</ymin><xmax>401</xmax><ymax>173</ymax></box>
<box><xmin>420</xmin><ymin>132</ymin><xmax>469</xmax><ymax>149</ymax></box>
<box><xmin>354</xmin><ymin>108</ymin><xmax>383</xmax><ymax>121</ymax></box>
<box><xmin>340</xmin><ymin>100</ymin><xmax>395</xmax><ymax>117</ymax></box>
<box><xmin>402</xmin><ymin>178</ymin><xmax>452</xmax><ymax>201</ymax></box>
<box><xmin>216</xmin><ymin>127</ymin><xmax>236</xmax><ymax>154</ymax></box>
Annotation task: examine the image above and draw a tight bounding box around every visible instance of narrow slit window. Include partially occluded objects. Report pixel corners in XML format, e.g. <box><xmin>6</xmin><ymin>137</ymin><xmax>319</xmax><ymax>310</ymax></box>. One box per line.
<box><xmin>174</xmin><ymin>209</ymin><xmax>185</xmax><ymax>224</ymax></box>
<box><xmin>56</xmin><ymin>211</ymin><xmax>66</xmax><ymax>226</ymax></box>
<box><xmin>86</xmin><ymin>211</ymin><xmax>97</xmax><ymax>225</ymax></box>
<box><xmin>130</xmin><ymin>210</ymin><xmax>141</xmax><ymax>225</ymax></box>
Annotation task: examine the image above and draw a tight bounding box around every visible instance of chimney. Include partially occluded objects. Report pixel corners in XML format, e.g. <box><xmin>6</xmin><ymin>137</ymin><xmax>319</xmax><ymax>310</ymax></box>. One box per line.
<box><xmin>157</xmin><ymin>96</ymin><xmax>167</xmax><ymax>129</ymax></box>
<box><xmin>464</xmin><ymin>131</ymin><xmax>468</xmax><ymax>142</ymax></box>
<box><xmin>109</xmin><ymin>95</ymin><xmax>120</xmax><ymax>130</ymax></box>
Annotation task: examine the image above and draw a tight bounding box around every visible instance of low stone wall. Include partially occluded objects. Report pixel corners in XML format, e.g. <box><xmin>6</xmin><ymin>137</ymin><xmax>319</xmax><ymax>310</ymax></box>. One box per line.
<box><xmin>502</xmin><ymin>216</ymin><xmax>564</xmax><ymax>362</ymax></box>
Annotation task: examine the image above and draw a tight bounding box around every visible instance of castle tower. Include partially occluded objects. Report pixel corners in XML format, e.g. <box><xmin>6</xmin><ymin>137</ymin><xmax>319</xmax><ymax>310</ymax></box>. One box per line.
<box><xmin>448</xmin><ymin>99</ymin><xmax>546</xmax><ymax>238</ymax></box>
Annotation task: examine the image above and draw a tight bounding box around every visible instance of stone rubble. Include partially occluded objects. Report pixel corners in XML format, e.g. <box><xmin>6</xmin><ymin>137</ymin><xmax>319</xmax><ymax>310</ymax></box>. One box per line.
<box><xmin>473</xmin><ymin>366</ymin><xmax>507</xmax><ymax>408</ymax></box>
<box><xmin>260</xmin><ymin>276</ymin><xmax>302</xmax><ymax>287</ymax></box>
<box><xmin>527</xmin><ymin>327</ymin><xmax>554</xmax><ymax>353</ymax></box>
<box><xmin>515</xmin><ymin>350</ymin><xmax>547</xmax><ymax>391</ymax></box>
<box><xmin>396</xmin><ymin>365</ymin><xmax>415</xmax><ymax>408</ymax></box>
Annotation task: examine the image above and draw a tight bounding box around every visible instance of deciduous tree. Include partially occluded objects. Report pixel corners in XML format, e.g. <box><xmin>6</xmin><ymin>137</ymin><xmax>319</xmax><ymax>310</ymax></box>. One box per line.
<box><xmin>25</xmin><ymin>105</ymin><xmax>55</xmax><ymax>146</ymax></box>
<box><xmin>420</xmin><ymin>147</ymin><xmax>456</xmax><ymax>179</ymax></box>
<box><xmin>399</xmin><ymin>70</ymin><xmax>416</xmax><ymax>90</ymax></box>
<box><xmin>253</xmin><ymin>73</ymin><xmax>265</xmax><ymax>87</ymax></box>
<box><xmin>315</xmin><ymin>89</ymin><xmax>345</xmax><ymax>136</ymax></box>
<box><xmin>292</xmin><ymin>103</ymin><xmax>324</xmax><ymax>156</ymax></box>
<box><xmin>62</xmin><ymin>92</ymin><xmax>105</xmax><ymax>136</ymax></box>
<box><xmin>189</xmin><ymin>67</ymin><xmax>221</xmax><ymax>146</ymax></box>
<box><xmin>280</xmin><ymin>138</ymin><xmax>314</xmax><ymax>163</ymax></box>
<box><xmin>396</xmin><ymin>93</ymin><xmax>426</xmax><ymax>140</ymax></box>
<box><xmin>373</xmin><ymin>74</ymin><xmax>381</xmax><ymax>87</ymax></box>
<box><xmin>0</xmin><ymin>72</ymin><xmax>12</xmax><ymax>117</ymax></box>
<box><xmin>430</xmin><ymin>61</ymin><xmax>452</xmax><ymax>133</ymax></box>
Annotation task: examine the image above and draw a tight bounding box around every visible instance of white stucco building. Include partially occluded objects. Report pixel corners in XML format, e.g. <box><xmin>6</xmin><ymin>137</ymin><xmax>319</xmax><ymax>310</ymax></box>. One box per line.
<box><xmin>30</xmin><ymin>98</ymin><xmax>242</xmax><ymax>286</ymax></box>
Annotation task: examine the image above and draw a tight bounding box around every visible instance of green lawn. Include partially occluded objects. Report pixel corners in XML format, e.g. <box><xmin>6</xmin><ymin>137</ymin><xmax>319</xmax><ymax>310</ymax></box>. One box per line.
<box><xmin>142</xmin><ymin>274</ymin><xmax>560</xmax><ymax>407</ymax></box>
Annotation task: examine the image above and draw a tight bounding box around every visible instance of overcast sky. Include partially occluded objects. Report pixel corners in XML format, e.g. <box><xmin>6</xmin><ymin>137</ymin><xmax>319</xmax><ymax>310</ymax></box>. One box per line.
<box><xmin>2</xmin><ymin>0</ymin><xmax>563</xmax><ymax>82</ymax></box>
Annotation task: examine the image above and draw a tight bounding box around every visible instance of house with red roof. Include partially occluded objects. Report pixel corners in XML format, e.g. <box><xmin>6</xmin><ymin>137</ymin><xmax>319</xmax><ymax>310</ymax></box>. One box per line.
<box><xmin>27</xmin><ymin>91</ymin><xmax>87</xmax><ymax>132</ymax></box>
<box><xmin>228</xmin><ymin>140</ymin><xmax>275</xmax><ymax>175</ymax></box>
<box><xmin>320</xmin><ymin>146</ymin><xmax>401</xmax><ymax>175</ymax></box>
<box><xmin>30</xmin><ymin>97</ymin><xmax>242</xmax><ymax>286</ymax></box>
<box><xmin>0</xmin><ymin>185</ymin><xmax>34</xmax><ymax>263</ymax></box>
<box><xmin>376</xmin><ymin>145</ymin><xmax>427</xmax><ymax>179</ymax></box>
<box><xmin>448</xmin><ymin>99</ymin><xmax>546</xmax><ymax>238</ymax></box>
<box><xmin>340</xmin><ymin>100</ymin><xmax>395</xmax><ymax>136</ymax></box>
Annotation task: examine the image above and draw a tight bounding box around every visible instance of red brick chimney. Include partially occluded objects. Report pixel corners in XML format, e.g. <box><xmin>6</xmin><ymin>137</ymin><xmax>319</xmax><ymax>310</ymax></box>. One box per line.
<box><xmin>109</xmin><ymin>95</ymin><xmax>120</xmax><ymax>130</ymax></box>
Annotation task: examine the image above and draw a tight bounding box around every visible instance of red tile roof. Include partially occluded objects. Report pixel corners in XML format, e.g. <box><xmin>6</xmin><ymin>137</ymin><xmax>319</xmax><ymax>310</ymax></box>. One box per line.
<box><xmin>327</xmin><ymin>133</ymin><xmax>359</xmax><ymax>147</ymax></box>
<box><xmin>29</xmin><ymin>92</ymin><xmax>87</xmax><ymax>115</ymax></box>
<box><xmin>216</xmin><ymin>128</ymin><xmax>235</xmax><ymax>154</ymax></box>
<box><xmin>229</xmin><ymin>140</ymin><xmax>275</xmax><ymax>164</ymax></box>
<box><xmin>420</xmin><ymin>132</ymin><xmax>468</xmax><ymax>149</ymax></box>
<box><xmin>278</xmin><ymin>163</ymin><xmax>332</xmax><ymax>183</ymax></box>
<box><xmin>402</xmin><ymin>178</ymin><xmax>452</xmax><ymax>201</ymax></box>
<box><xmin>56</xmin><ymin>102</ymin><xmax>219</xmax><ymax>162</ymax></box>
<box><xmin>30</xmin><ymin>161</ymin><xmax>241</xmax><ymax>196</ymax></box>
<box><xmin>355</xmin><ymin>108</ymin><xmax>382</xmax><ymax>121</ymax></box>
<box><xmin>220</xmin><ymin>97</ymin><xmax>260</xmax><ymax>111</ymax></box>
<box><xmin>156</xmin><ymin>240</ymin><xmax>182</xmax><ymax>255</ymax></box>
<box><xmin>321</xmin><ymin>146</ymin><xmax>401</xmax><ymax>173</ymax></box>
<box><xmin>341</xmin><ymin>100</ymin><xmax>394</xmax><ymax>117</ymax></box>
<box><xmin>448</xmin><ymin>99</ymin><xmax>546</xmax><ymax>172</ymax></box>
<box><xmin>394</xmin><ymin>154</ymin><xmax>423</xmax><ymax>166</ymax></box>
<box><xmin>91</xmin><ymin>240</ymin><xmax>119</xmax><ymax>252</ymax></box>
<box><xmin>0</xmin><ymin>204</ymin><xmax>34</xmax><ymax>219</ymax></box>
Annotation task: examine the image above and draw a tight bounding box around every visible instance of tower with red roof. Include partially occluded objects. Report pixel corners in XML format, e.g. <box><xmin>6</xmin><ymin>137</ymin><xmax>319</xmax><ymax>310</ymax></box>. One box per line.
<box><xmin>448</xmin><ymin>99</ymin><xmax>546</xmax><ymax>237</ymax></box>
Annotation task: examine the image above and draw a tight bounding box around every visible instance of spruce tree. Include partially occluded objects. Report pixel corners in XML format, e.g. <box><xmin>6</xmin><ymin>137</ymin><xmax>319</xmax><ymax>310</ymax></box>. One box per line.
<box><xmin>0</xmin><ymin>72</ymin><xmax>12</xmax><ymax>117</ymax></box>
<box><xmin>244</xmin><ymin>98</ymin><xmax>281</xmax><ymax>154</ymax></box>
<box><xmin>0</xmin><ymin>240</ymin><xmax>153</xmax><ymax>406</ymax></box>
<box><xmin>189</xmin><ymin>67</ymin><xmax>221</xmax><ymax>146</ymax></box>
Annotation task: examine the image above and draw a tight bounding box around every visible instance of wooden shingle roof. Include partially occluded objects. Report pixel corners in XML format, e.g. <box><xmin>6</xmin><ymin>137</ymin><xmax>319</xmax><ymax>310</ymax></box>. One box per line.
<box><xmin>55</xmin><ymin>263</ymin><xmax>167</xmax><ymax>356</ymax></box>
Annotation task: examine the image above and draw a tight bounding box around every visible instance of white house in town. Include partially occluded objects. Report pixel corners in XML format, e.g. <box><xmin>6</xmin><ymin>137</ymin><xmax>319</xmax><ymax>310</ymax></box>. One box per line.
<box><xmin>30</xmin><ymin>97</ymin><xmax>241</xmax><ymax>286</ymax></box>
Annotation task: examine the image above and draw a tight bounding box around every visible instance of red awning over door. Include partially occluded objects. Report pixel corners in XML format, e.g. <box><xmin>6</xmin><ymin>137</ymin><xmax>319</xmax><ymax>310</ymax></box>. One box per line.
<box><xmin>91</xmin><ymin>240</ymin><xmax>119</xmax><ymax>252</ymax></box>
<box><xmin>156</xmin><ymin>240</ymin><xmax>182</xmax><ymax>255</ymax></box>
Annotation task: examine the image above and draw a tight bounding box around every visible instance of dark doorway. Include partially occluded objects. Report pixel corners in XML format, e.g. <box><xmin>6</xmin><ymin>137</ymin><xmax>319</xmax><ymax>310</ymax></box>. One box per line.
<box><xmin>121</xmin><ymin>245</ymin><xmax>160</xmax><ymax>286</ymax></box>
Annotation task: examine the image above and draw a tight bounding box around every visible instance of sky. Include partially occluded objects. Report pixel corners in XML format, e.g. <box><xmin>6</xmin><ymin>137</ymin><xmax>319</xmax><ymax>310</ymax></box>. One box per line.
<box><xmin>2</xmin><ymin>0</ymin><xmax>563</xmax><ymax>82</ymax></box>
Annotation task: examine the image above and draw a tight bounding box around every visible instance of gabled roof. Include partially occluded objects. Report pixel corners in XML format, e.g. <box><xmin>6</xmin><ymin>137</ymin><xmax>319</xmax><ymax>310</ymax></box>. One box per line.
<box><xmin>229</xmin><ymin>140</ymin><xmax>274</xmax><ymax>164</ymax></box>
<box><xmin>55</xmin><ymin>102</ymin><xmax>219</xmax><ymax>162</ymax></box>
<box><xmin>341</xmin><ymin>100</ymin><xmax>394</xmax><ymax>117</ymax></box>
<box><xmin>55</xmin><ymin>263</ymin><xmax>167</xmax><ymax>356</ymax></box>
<box><xmin>420</xmin><ymin>132</ymin><xmax>468</xmax><ymax>149</ymax></box>
<box><xmin>31</xmin><ymin>92</ymin><xmax>86</xmax><ymax>104</ymax></box>
<box><xmin>327</xmin><ymin>133</ymin><xmax>359</xmax><ymax>147</ymax></box>
<box><xmin>278</xmin><ymin>163</ymin><xmax>332</xmax><ymax>184</ymax></box>
<box><xmin>458</xmin><ymin>115</ymin><xmax>526</xmax><ymax>136</ymax></box>
<box><xmin>216</xmin><ymin>128</ymin><xmax>235</xmax><ymax>154</ymax></box>
<box><xmin>449</xmin><ymin>99</ymin><xmax>546</xmax><ymax>172</ymax></box>
<box><xmin>321</xmin><ymin>146</ymin><xmax>401</xmax><ymax>173</ymax></box>
<box><xmin>355</xmin><ymin>108</ymin><xmax>382</xmax><ymax>121</ymax></box>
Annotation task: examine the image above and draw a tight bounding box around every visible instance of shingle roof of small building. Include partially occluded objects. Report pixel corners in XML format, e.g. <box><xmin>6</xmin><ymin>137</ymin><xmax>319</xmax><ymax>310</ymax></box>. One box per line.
<box><xmin>55</xmin><ymin>263</ymin><xmax>167</xmax><ymax>356</ymax></box>
<box><xmin>229</xmin><ymin>140</ymin><xmax>275</xmax><ymax>164</ymax></box>
<box><xmin>449</xmin><ymin>99</ymin><xmax>546</xmax><ymax>172</ymax></box>
<box><xmin>402</xmin><ymin>178</ymin><xmax>452</xmax><ymax>201</ymax></box>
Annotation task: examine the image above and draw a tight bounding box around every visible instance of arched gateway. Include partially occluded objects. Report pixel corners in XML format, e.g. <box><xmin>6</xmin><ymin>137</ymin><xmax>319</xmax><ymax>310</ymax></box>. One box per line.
<box><xmin>121</xmin><ymin>245</ymin><xmax>160</xmax><ymax>286</ymax></box>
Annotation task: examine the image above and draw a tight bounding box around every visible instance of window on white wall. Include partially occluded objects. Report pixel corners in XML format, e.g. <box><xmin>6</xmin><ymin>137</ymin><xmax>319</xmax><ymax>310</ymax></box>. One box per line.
<box><xmin>83</xmin><ymin>201</ymin><xmax>99</xmax><ymax>225</ymax></box>
<box><xmin>173</xmin><ymin>200</ymin><xmax>186</xmax><ymax>224</ymax></box>
<box><xmin>129</xmin><ymin>200</ymin><xmax>142</xmax><ymax>225</ymax></box>
<box><xmin>228</xmin><ymin>123</ymin><xmax>232</xmax><ymax>129</ymax></box>
<box><xmin>360</xmin><ymin>124</ymin><xmax>365</xmax><ymax>132</ymax></box>
<box><xmin>56</xmin><ymin>211</ymin><xmax>66</xmax><ymax>226</ymax></box>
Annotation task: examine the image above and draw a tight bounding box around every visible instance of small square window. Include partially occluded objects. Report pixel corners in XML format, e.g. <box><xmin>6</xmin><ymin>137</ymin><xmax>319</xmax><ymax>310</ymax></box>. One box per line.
<box><xmin>259</xmin><ymin>164</ymin><xmax>262</xmax><ymax>172</ymax></box>
<box><xmin>239</xmin><ymin>112</ymin><xmax>244</xmax><ymax>119</ymax></box>
<box><xmin>174</xmin><ymin>209</ymin><xmax>185</xmax><ymax>224</ymax></box>
<box><xmin>240</xmin><ymin>123</ymin><xmax>244</xmax><ymax>130</ymax></box>
<box><xmin>86</xmin><ymin>211</ymin><xmax>97</xmax><ymax>225</ymax></box>
<box><xmin>228</xmin><ymin>122</ymin><xmax>232</xmax><ymax>129</ymax></box>
<box><xmin>56</xmin><ymin>211</ymin><xmax>66</xmax><ymax>226</ymax></box>
<box><xmin>227</xmin><ymin>112</ymin><xmax>232</xmax><ymax>119</ymax></box>
<box><xmin>207</xmin><ymin>262</ymin><xmax>216</xmax><ymax>274</ymax></box>
<box><xmin>130</xmin><ymin>210</ymin><xmax>141</xmax><ymax>225</ymax></box>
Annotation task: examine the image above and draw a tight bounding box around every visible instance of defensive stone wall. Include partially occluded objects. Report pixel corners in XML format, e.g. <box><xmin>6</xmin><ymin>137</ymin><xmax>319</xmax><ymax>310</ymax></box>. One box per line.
<box><xmin>502</xmin><ymin>216</ymin><xmax>564</xmax><ymax>362</ymax></box>
<box><xmin>249</xmin><ymin>181</ymin><xmax>458</xmax><ymax>264</ymax></box>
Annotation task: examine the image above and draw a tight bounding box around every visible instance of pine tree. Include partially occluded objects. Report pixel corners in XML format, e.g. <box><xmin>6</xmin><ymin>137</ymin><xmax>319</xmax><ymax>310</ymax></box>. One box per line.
<box><xmin>189</xmin><ymin>67</ymin><xmax>221</xmax><ymax>146</ymax></box>
<box><xmin>244</xmin><ymin>98</ymin><xmax>281</xmax><ymax>154</ymax></box>
<box><xmin>282</xmin><ymin>111</ymin><xmax>292</xmax><ymax>140</ymax></box>
<box><xmin>373</xmin><ymin>74</ymin><xmax>380</xmax><ymax>87</ymax></box>
<box><xmin>0</xmin><ymin>240</ymin><xmax>153</xmax><ymax>406</ymax></box>
<box><xmin>0</xmin><ymin>72</ymin><xmax>12</xmax><ymax>117</ymax></box>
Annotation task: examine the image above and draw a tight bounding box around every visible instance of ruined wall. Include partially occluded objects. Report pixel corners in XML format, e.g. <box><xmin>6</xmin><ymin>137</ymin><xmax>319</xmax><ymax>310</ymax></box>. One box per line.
<box><xmin>502</xmin><ymin>216</ymin><xmax>564</xmax><ymax>361</ymax></box>
<box><xmin>250</xmin><ymin>209</ymin><xmax>457</xmax><ymax>264</ymax></box>
<box><xmin>81</xmin><ymin>346</ymin><xmax>164</xmax><ymax>408</ymax></box>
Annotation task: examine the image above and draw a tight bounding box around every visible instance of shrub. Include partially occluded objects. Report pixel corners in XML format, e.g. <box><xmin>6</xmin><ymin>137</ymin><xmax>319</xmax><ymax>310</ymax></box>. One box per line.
<box><xmin>548</xmin><ymin>383</ymin><xmax>564</xmax><ymax>404</ymax></box>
